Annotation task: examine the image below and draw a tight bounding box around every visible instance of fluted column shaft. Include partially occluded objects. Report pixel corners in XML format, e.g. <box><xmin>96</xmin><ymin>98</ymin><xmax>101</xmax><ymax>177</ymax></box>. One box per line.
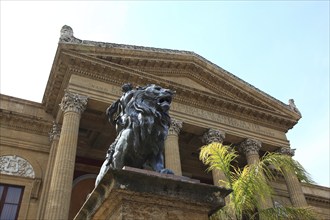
<box><xmin>37</xmin><ymin>122</ymin><xmax>61</xmax><ymax>219</ymax></box>
<box><xmin>202</xmin><ymin>128</ymin><xmax>226</xmax><ymax>187</ymax></box>
<box><xmin>165</xmin><ymin>119</ymin><xmax>183</xmax><ymax>175</ymax></box>
<box><xmin>278</xmin><ymin>147</ymin><xmax>307</xmax><ymax>207</ymax></box>
<box><xmin>240</xmin><ymin>138</ymin><xmax>273</xmax><ymax>212</ymax></box>
<box><xmin>44</xmin><ymin>92</ymin><xmax>87</xmax><ymax>220</ymax></box>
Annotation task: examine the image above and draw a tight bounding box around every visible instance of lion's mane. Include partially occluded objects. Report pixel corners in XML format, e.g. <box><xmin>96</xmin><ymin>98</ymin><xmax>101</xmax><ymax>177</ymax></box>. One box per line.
<box><xmin>104</xmin><ymin>84</ymin><xmax>174</xmax><ymax>173</ymax></box>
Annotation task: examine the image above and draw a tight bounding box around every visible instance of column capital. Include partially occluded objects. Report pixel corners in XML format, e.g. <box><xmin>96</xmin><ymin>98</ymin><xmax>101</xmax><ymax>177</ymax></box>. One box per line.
<box><xmin>59</xmin><ymin>91</ymin><xmax>88</xmax><ymax>114</ymax></box>
<box><xmin>49</xmin><ymin>121</ymin><xmax>61</xmax><ymax>142</ymax></box>
<box><xmin>168</xmin><ymin>118</ymin><xmax>183</xmax><ymax>135</ymax></box>
<box><xmin>202</xmin><ymin>128</ymin><xmax>225</xmax><ymax>144</ymax></box>
<box><xmin>240</xmin><ymin>138</ymin><xmax>261</xmax><ymax>155</ymax></box>
<box><xmin>277</xmin><ymin>147</ymin><xmax>295</xmax><ymax>157</ymax></box>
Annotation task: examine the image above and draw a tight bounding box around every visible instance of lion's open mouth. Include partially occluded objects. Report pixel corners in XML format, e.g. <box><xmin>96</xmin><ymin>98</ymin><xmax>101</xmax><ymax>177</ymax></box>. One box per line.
<box><xmin>158</xmin><ymin>95</ymin><xmax>172</xmax><ymax>111</ymax></box>
<box><xmin>158</xmin><ymin>96</ymin><xmax>172</xmax><ymax>105</ymax></box>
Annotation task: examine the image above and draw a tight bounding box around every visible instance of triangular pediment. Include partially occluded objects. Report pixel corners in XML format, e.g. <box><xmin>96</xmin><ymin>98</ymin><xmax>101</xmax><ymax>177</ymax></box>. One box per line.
<box><xmin>157</xmin><ymin>76</ymin><xmax>217</xmax><ymax>95</ymax></box>
<box><xmin>44</xmin><ymin>39</ymin><xmax>301</xmax><ymax>132</ymax></box>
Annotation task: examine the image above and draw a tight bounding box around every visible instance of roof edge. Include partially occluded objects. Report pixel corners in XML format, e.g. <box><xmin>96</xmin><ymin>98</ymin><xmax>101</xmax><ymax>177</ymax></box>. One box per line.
<box><xmin>58</xmin><ymin>25</ymin><xmax>302</xmax><ymax>120</ymax></box>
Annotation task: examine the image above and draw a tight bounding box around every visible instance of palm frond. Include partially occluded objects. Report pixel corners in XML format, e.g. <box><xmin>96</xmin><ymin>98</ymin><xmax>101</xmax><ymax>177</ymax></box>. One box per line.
<box><xmin>199</xmin><ymin>143</ymin><xmax>317</xmax><ymax>220</ymax></box>
<box><xmin>199</xmin><ymin>142</ymin><xmax>238</xmax><ymax>186</ymax></box>
<box><xmin>256</xmin><ymin>206</ymin><xmax>319</xmax><ymax>220</ymax></box>
<box><xmin>260</xmin><ymin>152</ymin><xmax>314</xmax><ymax>184</ymax></box>
<box><xmin>209</xmin><ymin>208</ymin><xmax>235</xmax><ymax>220</ymax></box>
<box><xmin>232</xmin><ymin>163</ymin><xmax>273</xmax><ymax>215</ymax></box>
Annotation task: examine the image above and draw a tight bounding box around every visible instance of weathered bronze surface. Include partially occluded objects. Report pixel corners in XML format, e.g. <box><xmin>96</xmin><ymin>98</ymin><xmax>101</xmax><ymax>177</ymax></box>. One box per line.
<box><xmin>96</xmin><ymin>84</ymin><xmax>175</xmax><ymax>185</ymax></box>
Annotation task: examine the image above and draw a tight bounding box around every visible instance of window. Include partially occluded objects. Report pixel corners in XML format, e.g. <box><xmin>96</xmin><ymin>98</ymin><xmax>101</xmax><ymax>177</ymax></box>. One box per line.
<box><xmin>0</xmin><ymin>184</ymin><xmax>24</xmax><ymax>220</ymax></box>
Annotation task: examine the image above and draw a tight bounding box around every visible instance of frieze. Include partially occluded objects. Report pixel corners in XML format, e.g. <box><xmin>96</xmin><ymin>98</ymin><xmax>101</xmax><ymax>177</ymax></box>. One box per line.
<box><xmin>0</xmin><ymin>155</ymin><xmax>35</xmax><ymax>178</ymax></box>
<box><xmin>69</xmin><ymin>75</ymin><xmax>281</xmax><ymax>139</ymax></box>
<box><xmin>67</xmin><ymin>72</ymin><xmax>292</xmax><ymax>135</ymax></box>
<box><xmin>90</xmin><ymin>83</ymin><xmax>122</xmax><ymax>96</ymax></box>
<box><xmin>0</xmin><ymin>110</ymin><xmax>52</xmax><ymax>136</ymax></box>
<box><xmin>69</xmin><ymin>64</ymin><xmax>295</xmax><ymax>130</ymax></box>
<box><xmin>171</xmin><ymin>102</ymin><xmax>278</xmax><ymax>138</ymax></box>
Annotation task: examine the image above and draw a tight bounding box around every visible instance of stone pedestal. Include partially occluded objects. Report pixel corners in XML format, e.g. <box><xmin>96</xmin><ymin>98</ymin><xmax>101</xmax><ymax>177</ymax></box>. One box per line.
<box><xmin>74</xmin><ymin>167</ymin><xmax>232</xmax><ymax>220</ymax></box>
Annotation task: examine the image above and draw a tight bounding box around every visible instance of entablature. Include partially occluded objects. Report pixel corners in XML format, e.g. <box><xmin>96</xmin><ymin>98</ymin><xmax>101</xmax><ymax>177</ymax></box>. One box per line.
<box><xmin>0</xmin><ymin>109</ymin><xmax>52</xmax><ymax>136</ymax></box>
<box><xmin>43</xmin><ymin>41</ymin><xmax>301</xmax><ymax>135</ymax></box>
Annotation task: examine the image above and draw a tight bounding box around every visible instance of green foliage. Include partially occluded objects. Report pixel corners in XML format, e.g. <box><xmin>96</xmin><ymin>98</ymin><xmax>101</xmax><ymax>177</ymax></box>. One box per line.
<box><xmin>257</xmin><ymin>206</ymin><xmax>319</xmax><ymax>220</ymax></box>
<box><xmin>199</xmin><ymin>142</ymin><xmax>318</xmax><ymax>220</ymax></box>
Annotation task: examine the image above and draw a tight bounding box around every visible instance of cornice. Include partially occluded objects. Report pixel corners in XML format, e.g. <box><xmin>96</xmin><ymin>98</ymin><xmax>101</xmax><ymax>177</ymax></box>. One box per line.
<box><xmin>43</xmin><ymin>39</ymin><xmax>299</xmax><ymax>132</ymax></box>
<box><xmin>70</xmin><ymin>46</ymin><xmax>300</xmax><ymax>119</ymax></box>
<box><xmin>42</xmin><ymin>48</ymin><xmax>297</xmax><ymax>131</ymax></box>
<box><xmin>70</xmin><ymin>55</ymin><xmax>297</xmax><ymax>130</ymax></box>
<box><xmin>86</xmin><ymin>52</ymin><xmax>300</xmax><ymax>122</ymax></box>
<box><xmin>57</xmin><ymin>25</ymin><xmax>301</xmax><ymax>123</ymax></box>
<box><xmin>1</xmin><ymin>94</ymin><xmax>41</xmax><ymax>107</ymax></box>
<box><xmin>305</xmin><ymin>194</ymin><xmax>330</xmax><ymax>206</ymax></box>
<box><xmin>0</xmin><ymin>109</ymin><xmax>52</xmax><ymax>136</ymax></box>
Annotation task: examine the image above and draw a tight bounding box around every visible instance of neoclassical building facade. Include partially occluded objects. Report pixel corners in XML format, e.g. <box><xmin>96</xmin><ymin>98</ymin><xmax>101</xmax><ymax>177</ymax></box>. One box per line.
<box><xmin>0</xmin><ymin>25</ymin><xmax>329</xmax><ymax>219</ymax></box>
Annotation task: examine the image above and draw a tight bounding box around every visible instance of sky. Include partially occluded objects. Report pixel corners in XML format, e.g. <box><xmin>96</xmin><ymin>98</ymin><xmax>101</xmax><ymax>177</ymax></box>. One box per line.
<box><xmin>0</xmin><ymin>1</ymin><xmax>329</xmax><ymax>187</ymax></box>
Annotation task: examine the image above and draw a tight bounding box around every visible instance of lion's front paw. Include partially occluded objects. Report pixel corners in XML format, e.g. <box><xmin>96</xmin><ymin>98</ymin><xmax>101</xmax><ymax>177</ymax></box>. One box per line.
<box><xmin>160</xmin><ymin>168</ymin><xmax>174</xmax><ymax>175</ymax></box>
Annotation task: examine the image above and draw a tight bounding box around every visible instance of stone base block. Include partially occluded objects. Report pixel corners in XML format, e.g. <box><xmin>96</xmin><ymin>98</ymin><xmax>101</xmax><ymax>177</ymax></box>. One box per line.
<box><xmin>74</xmin><ymin>167</ymin><xmax>231</xmax><ymax>220</ymax></box>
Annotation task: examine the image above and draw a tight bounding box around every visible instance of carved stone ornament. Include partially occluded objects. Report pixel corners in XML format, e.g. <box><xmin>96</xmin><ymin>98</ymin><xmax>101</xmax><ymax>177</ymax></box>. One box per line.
<box><xmin>288</xmin><ymin>99</ymin><xmax>301</xmax><ymax>116</ymax></box>
<box><xmin>202</xmin><ymin>128</ymin><xmax>225</xmax><ymax>144</ymax></box>
<box><xmin>277</xmin><ymin>147</ymin><xmax>295</xmax><ymax>157</ymax></box>
<box><xmin>0</xmin><ymin>155</ymin><xmax>35</xmax><ymax>178</ymax></box>
<box><xmin>240</xmin><ymin>138</ymin><xmax>262</xmax><ymax>155</ymax></box>
<box><xmin>59</xmin><ymin>25</ymin><xmax>82</xmax><ymax>43</ymax></box>
<box><xmin>168</xmin><ymin>118</ymin><xmax>183</xmax><ymax>135</ymax></box>
<box><xmin>59</xmin><ymin>91</ymin><xmax>88</xmax><ymax>114</ymax></box>
<box><xmin>49</xmin><ymin>121</ymin><xmax>61</xmax><ymax>142</ymax></box>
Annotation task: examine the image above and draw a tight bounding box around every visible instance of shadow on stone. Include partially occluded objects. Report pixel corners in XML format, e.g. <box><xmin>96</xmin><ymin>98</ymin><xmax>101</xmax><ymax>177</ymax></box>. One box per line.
<box><xmin>75</xmin><ymin>167</ymin><xmax>232</xmax><ymax>220</ymax></box>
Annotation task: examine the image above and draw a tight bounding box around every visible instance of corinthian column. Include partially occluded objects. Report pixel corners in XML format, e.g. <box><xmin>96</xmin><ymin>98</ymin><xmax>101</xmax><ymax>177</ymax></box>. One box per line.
<box><xmin>278</xmin><ymin>147</ymin><xmax>308</xmax><ymax>207</ymax></box>
<box><xmin>37</xmin><ymin>122</ymin><xmax>61</xmax><ymax>219</ymax></box>
<box><xmin>240</xmin><ymin>138</ymin><xmax>273</xmax><ymax>212</ymax></box>
<box><xmin>44</xmin><ymin>92</ymin><xmax>88</xmax><ymax>220</ymax></box>
<box><xmin>239</xmin><ymin>138</ymin><xmax>262</xmax><ymax>165</ymax></box>
<box><xmin>202</xmin><ymin>128</ymin><xmax>226</xmax><ymax>187</ymax></box>
<box><xmin>165</xmin><ymin>118</ymin><xmax>183</xmax><ymax>175</ymax></box>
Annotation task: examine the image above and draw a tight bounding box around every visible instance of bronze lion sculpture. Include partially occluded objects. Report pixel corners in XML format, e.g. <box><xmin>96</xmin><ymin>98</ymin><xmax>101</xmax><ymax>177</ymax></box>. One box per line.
<box><xmin>96</xmin><ymin>84</ymin><xmax>175</xmax><ymax>185</ymax></box>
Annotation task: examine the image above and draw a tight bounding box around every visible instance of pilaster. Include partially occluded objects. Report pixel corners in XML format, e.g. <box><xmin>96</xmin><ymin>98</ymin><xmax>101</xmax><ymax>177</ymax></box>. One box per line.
<box><xmin>37</xmin><ymin>122</ymin><xmax>61</xmax><ymax>219</ymax></box>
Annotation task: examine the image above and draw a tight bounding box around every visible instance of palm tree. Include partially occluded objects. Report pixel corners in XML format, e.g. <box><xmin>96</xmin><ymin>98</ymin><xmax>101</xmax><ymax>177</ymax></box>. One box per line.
<box><xmin>199</xmin><ymin>142</ymin><xmax>318</xmax><ymax>220</ymax></box>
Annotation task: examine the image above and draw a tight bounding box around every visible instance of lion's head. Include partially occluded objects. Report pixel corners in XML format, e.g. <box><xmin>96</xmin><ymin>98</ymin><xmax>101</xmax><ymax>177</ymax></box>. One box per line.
<box><xmin>96</xmin><ymin>84</ymin><xmax>175</xmax><ymax>186</ymax></box>
<box><xmin>133</xmin><ymin>84</ymin><xmax>174</xmax><ymax>114</ymax></box>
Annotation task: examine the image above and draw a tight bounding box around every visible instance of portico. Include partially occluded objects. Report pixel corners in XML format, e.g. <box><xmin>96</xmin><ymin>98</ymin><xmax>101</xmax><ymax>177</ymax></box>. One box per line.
<box><xmin>33</xmin><ymin>26</ymin><xmax>319</xmax><ymax>219</ymax></box>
